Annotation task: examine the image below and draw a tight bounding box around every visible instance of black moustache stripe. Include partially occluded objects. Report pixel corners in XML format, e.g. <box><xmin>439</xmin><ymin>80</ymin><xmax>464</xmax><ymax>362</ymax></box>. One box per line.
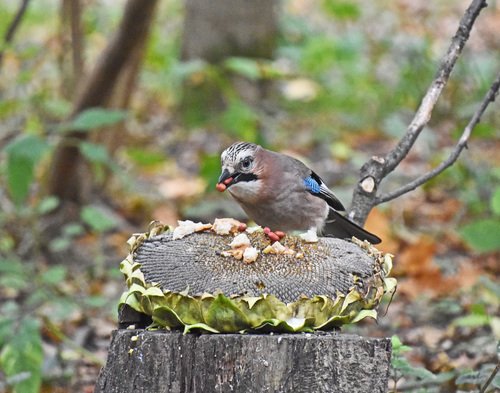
<box><xmin>234</xmin><ymin>173</ymin><xmax>258</xmax><ymax>183</ymax></box>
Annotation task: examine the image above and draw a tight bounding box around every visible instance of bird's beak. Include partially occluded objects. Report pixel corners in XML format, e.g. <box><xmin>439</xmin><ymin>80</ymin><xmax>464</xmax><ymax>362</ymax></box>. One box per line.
<box><xmin>216</xmin><ymin>169</ymin><xmax>236</xmax><ymax>192</ymax></box>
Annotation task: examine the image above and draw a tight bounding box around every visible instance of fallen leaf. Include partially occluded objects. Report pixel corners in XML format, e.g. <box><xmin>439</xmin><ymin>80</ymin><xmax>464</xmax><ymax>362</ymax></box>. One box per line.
<box><xmin>364</xmin><ymin>208</ymin><xmax>398</xmax><ymax>254</ymax></box>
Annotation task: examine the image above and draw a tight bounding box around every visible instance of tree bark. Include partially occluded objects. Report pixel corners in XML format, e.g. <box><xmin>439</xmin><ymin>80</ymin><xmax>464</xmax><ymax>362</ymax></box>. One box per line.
<box><xmin>48</xmin><ymin>0</ymin><xmax>158</xmax><ymax>203</ymax></box>
<box><xmin>95</xmin><ymin>330</ymin><xmax>391</xmax><ymax>393</ymax></box>
<box><xmin>181</xmin><ymin>0</ymin><xmax>277</xmax><ymax>63</ymax></box>
<box><xmin>59</xmin><ymin>0</ymin><xmax>84</xmax><ymax>98</ymax></box>
<box><xmin>179</xmin><ymin>0</ymin><xmax>278</xmax><ymax>124</ymax></box>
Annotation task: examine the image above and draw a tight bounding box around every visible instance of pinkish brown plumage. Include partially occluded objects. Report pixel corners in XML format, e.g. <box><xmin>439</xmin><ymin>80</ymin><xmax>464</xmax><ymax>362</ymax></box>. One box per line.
<box><xmin>217</xmin><ymin>142</ymin><xmax>381</xmax><ymax>244</ymax></box>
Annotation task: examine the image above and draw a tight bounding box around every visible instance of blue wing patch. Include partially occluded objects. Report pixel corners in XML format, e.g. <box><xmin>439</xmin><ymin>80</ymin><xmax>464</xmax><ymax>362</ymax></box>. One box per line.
<box><xmin>304</xmin><ymin>176</ymin><xmax>321</xmax><ymax>194</ymax></box>
<box><xmin>305</xmin><ymin>171</ymin><xmax>346</xmax><ymax>211</ymax></box>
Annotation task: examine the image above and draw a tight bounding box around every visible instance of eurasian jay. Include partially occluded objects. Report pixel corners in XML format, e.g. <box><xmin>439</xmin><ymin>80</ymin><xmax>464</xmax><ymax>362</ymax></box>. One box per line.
<box><xmin>216</xmin><ymin>141</ymin><xmax>381</xmax><ymax>244</ymax></box>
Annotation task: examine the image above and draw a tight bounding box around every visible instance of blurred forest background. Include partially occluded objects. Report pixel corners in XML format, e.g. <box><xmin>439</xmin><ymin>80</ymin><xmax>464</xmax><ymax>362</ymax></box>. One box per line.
<box><xmin>0</xmin><ymin>0</ymin><xmax>499</xmax><ymax>392</ymax></box>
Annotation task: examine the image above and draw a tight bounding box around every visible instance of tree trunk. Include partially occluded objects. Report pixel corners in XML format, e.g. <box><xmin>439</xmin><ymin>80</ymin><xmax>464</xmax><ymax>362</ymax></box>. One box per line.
<box><xmin>48</xmin><ymin>0</ymin><xmax>158</xmax><ymax>203</ymax></box>
<box><xmin>181</xmin><ymin>0</ymin><xmax>277</xmax><ymax>63</ymax></box>
<box><xmin>95</xmin><ymin>330</ymin><xmax>391</xmax><ymax>393</ymax></box>
<box><xmin>58</xmin><ymin>0</ymin><xmax>84</xmax><ymax>99</ymax></box>
<box><xmin>179</xmin><ymin>0</ymin><xmax>278</xmax><ymax>125</ymax></box>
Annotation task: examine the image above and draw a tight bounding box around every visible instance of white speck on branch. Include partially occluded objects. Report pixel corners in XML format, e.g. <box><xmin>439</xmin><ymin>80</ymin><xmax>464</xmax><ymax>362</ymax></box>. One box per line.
<box><xmin>361</xmin><ymin>177</ymin><xmax>376</xmax><ymax>194</ymax></box>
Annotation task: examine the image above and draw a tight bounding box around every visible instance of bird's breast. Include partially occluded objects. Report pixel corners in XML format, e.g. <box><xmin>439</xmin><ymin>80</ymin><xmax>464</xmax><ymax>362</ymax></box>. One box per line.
<box><xmin>228</xmin><ymin>180</ymin><xmax>263</xmax><ymax>203</ymax></box>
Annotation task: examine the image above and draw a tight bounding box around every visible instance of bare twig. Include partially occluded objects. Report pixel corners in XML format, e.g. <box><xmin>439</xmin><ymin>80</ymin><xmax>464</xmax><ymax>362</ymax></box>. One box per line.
<box><xmin>382</xmin><ymin>0</ymin><xmax>487</xmax><ymax>176</ymax></box>
<box><xmin>349</xmin><ymin>0</ymin><xmax>489</xmax><ymax>225</ymax></box>
<box><xmin>375</xmin><ymin>71</ymin><xmax>500</xmax><ymax>205</ymax></box>
<box><xmin>479</xmin><ymin>361</ymin><xmax>499</xmax><ymax>393</ymax></box>
<box><xmin>0</xmin><ymin>0</ymin><xmax>31</xmax><ymax>68</ymax></box>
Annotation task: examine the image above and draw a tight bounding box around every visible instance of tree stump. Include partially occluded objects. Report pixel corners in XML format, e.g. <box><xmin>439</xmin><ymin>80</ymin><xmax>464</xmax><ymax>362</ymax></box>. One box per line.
<box><xmin>95</xmin><ymin>330</ymin><xmax>391</xmax><ymax>393</ymax></box>
<box><xmin>95</xmin><ymin>222</ymin><xmax>394</xmax><ymax>392</ymax></box>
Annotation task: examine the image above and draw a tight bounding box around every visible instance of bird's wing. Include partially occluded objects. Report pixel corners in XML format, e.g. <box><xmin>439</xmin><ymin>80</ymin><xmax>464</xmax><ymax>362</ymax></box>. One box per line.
<box><xmin>323</xmin><ymin>210</ymin><xmax>382</xmax><ymax>244</ymax></box>
<box><xmin>304</xmin><ymin>171</ymin><xmax>346</xmax><ymax>212</ymax></box>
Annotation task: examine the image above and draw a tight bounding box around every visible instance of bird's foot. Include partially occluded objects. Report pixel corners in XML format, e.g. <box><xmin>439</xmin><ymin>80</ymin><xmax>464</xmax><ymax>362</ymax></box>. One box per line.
<box><xmin>263</xmin><ymin>227</ymin><xmax>285</xmax><ymax>243</ymax></box>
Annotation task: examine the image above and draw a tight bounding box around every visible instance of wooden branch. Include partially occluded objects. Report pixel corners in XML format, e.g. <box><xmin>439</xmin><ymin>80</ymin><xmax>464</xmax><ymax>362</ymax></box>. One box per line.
<box><xmin>480</xmin><ymin>362</ymin><xmax>499</xmax><ymax>393</ymax></box>
<box><xmin>69</xmin><ymin>0</ymin><xmax>84</xmax><ymax>79</ymax></box>
<box><xmin>349</xmin><ymin>0</ymin><xmax>488</xmax><ymax>225</ymax></box>
<box><xmin>0</xmin><ymin>0</ymin><xmax>31</xmax><ymax>68</ymax></box>
<box><xmin>95</xmin><ymin>330</ymin><xmax>392</xmax><ymax>393</ymax></box>
<box><xmin>375</xmin><ymin>71</ymin><xmax>500</xmax><ymax>205</ymax></box>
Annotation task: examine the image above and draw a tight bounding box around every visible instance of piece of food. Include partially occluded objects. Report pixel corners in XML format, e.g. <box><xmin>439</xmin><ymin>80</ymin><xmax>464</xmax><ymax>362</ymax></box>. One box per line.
<box><xmin>263</xmin><ymin>241</ymin><xmax>287</xmax><ymax>254</ymax></box>
<box><xmin>216</xmin><ymin>183</ymin><xmax>227</xmax><ymax>192</ymax></box>
<box><xmin>243</xmin><ymin>247</ymin><xmax>259</xmax><ymax>263</ymax></box>
<box><xmin>212</xmin><ymin>218</ymin><xmax>243</xmax><ymax>235</ymax></box>
<box><xmin>299</xmin><ymin>229</ymin><xmax>318</xmax><ymax>243</ymax></box>
<box><xmin>172</xmin><ymin>220</ymin><xmax>212</xmax><ymax>240</ymax></box>
<box><xmin>230</xmin><ymin>233</ymin><xmax>251</xmax><ymax>249</ymax></box>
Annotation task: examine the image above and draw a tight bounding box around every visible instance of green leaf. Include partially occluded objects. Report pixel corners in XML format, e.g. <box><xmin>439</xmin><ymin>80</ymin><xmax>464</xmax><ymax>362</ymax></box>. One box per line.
<box><xmin>0</xmin><ymin>318</ymin><xmax>43</xmax><ymax>393</ymax></box>
<box><xmin>36</xmin><ymin>196</ymin><xmax>59</xmax><ymax>215</ymax></box>
<box><xmin>125</xmin><ymin>147</ymin><xmax>165</xmax><ymax>167</ymax></box>
<box><xmin>200</xmin><ymin>154</ymin><xmax>221</xmax><ymax>191</ymax></box>
<box><xmin>59</xmin><ymin>108</ymin><xmax>127</xmax><ymax>132</ymax></box>
<box><xmin>459</xmin><ymin>219</ymin><xmax>500</xmax><ymax>252</ymax></box>
<box><xmin>300</xmin><ymin>36</ymin><xmax>337</xmax><ymax>75</ymax></box>
<box><xmin>41</xmin><ymin>266</ymin><xmax>67</xmax><ymax>285</ymax></box>
<box><xmin>6</xmin><ymin>156</ymin><xmax>32</xmax><ymax>205</ymax></box>
<box><xmin>392</xmin><ymin>356</ymin><xmax>436</xmax><ymax>380</ymax></box>
<box><xmin>0</xmin><ymin>259</ymin><xmax>29</xmax><ymax>290</ymax></box>
<box><xmin>0</xmin><ymin>235</ymin><xmax>15</xmax><ymax>252</ymax></box>
<box><xmin>391</xmin><ymin>335</ymin><xmax>412</xmax><ymax>353</ymax></box>
<box><xmin>224</xmin><ymin>57</ymin><xmax>261</xmax><ymax>80</ymax></box>
<box><xmin>0</xmin><ymin>318</ymin><xmax>14</xmax><ymax>347</ymax></box>
<box><xmin>42</xmin><ymin>98</ymin><xmax>72</xmax><ymax>119</ymax></box>
<box><xmin>219</xmin><ymin>100</ymin><xmax>259</xmax><ymax>142</ymax></box>
<box><xmin>322</xmin><ymin>0</ymin><xmax>361</xmax><ymax>20</ymax></box>
<box><xmin>81</xmin><ymin>205</ymin><xmax>119</xmax><ymax>233</ymax></box>
<box><xmin>48</xmin><ymin>237</ymin><xmax>71</xmax><ymax>253</ymax></box>
<box><xmin>84</xmin><ymin>295</ymin><xmax>108</xmax><ymax>308</ymax></box>
<box><xmin>79</xmin><ymin>141</ymin><xmax>111</xmax><ymax>165</ymax></box>
<box><xmin>452</xmin><ymin>313</ymin><xmax>490</xmax><ymax>328</ymax></box>
<box><xmin>491</xmin><ymin>186</ymin><xmax>500</xmax><ymax>216</ymax></box>
<box><xmin>171</xmin><ymin>59</ymin><xmax>208</xmax><ymax>81</ymax></box>
<box><xmin>5</xmin><ymin>135</ymin><xmax>50</xmax><ymax>205</ymax></box>
<box><xmin>62</xmin><ymin>223</ymin><xmax>85</xmax><ymax>237</ymax></box>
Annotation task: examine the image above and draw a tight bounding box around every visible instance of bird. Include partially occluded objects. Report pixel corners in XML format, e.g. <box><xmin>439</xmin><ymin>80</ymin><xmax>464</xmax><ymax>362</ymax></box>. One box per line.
<box><xmin>216</xmin><ymin>141</ymin><xmax>381</xmax><ymax>244</ymax></box>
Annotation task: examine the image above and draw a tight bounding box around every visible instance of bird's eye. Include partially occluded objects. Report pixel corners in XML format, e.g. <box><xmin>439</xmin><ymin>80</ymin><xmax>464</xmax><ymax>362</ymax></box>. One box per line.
<box><xmin>241</xmin><ymin>157</ymin><xmax>252</xmax><ymax>170</ymax></box>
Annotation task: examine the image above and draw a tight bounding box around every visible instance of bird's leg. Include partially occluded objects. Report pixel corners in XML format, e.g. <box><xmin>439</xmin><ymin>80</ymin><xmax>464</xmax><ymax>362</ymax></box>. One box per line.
<box><xmin>263</xmin><ymin>227</ymin><xmax>285</xmax><ymax>243</ymax></box>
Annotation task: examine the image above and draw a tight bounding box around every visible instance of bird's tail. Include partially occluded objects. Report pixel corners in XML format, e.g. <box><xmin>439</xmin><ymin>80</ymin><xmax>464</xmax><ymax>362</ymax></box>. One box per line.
<box><xmin>323</xmin><ymin>210</ymin><xmax>381</xmax><ymax>244</ymax></box>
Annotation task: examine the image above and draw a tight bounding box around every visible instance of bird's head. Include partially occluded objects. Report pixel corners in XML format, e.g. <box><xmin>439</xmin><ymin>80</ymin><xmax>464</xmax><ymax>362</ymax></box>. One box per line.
<box><xmin>216</xmin><ymin>142</ymin><xmax>260</xmax><ymax>193</ymax></box>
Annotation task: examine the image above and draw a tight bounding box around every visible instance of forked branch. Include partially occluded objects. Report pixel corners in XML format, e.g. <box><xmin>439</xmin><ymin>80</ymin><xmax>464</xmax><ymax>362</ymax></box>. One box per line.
<box><xmin>349</xmin><ymin>0</ymin><xmax>493</xmax><ymax>225</ymax></box>
<box><xmin>376</xmin><ymin>71</ymin><xmax>500</xmax><ymax>205</ymax></box>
